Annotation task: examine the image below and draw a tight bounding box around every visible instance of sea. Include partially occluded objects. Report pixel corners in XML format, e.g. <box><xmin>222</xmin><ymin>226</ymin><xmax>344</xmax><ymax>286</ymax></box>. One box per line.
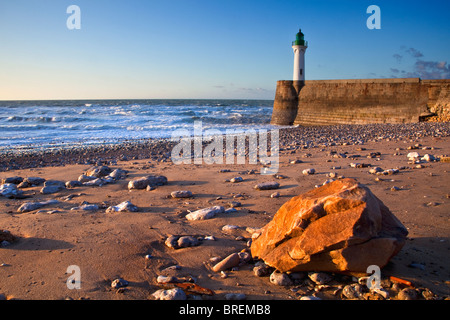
<box><xmin>0</xmin><ymin>99</ymin><xmax>276</xmax><ymax>152</ymax></box>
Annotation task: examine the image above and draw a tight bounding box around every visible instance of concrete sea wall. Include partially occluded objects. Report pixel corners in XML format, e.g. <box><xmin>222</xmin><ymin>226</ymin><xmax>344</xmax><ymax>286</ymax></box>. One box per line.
<box><xmin>271</xmin><ymin>78</ymin><xmax>450</xmax><ymax>126</ymax></box>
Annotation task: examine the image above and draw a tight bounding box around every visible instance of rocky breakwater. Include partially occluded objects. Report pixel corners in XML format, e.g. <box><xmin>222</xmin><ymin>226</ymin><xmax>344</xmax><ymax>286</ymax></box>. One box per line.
<box><xmin>251</xmin><ymin>178</ymin><xmax>408</xmax><ymax>275</ymax></box>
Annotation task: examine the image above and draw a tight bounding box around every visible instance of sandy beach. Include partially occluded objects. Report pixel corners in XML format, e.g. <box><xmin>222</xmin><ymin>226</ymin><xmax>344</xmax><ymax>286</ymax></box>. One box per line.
<box><xmin>0</xmin><ymin>123</ymin><xmax>449</xmax><ymax>301</ymax></box>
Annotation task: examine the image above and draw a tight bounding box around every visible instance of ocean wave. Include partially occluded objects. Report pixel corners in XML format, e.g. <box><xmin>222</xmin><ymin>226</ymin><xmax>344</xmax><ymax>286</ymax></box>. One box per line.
<box><xmin>0</xmin><ymin>99</ymin><xmax>274</xmax><ymax>148</ymax></box>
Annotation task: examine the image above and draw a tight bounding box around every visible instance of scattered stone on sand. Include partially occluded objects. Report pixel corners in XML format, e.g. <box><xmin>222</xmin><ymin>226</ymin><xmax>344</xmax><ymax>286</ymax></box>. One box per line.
<box><xmin>128</xmin><ymin>175</ymin><xmax>168</xmax><ymax>190</ymax></box>
<box><xmin>302</xmin><ymin>168</ymin><xmax>315</xmax><ymax>175</ymax></box>
<box><xmin>83</xmin><ymin>178</ymin><xmax>108</xmax><ymax>187</ymax></box>
<box><xmin>70</xmin><ymin>203</ymin><xmax>99</xmax><ymax>211</ymax></box>
<box><xmin>0</xmin><ymin>183</ymin><xmax>24</xmax><ymax>199</ymax></box>
<box><xmin>270</xmin><ymin>192</ymin><xmax>280</xmax><ymax>198</ymax></box>
<box><xmin>308</xmin><ymin>272</ymin><xmax>332</xmax><ymax>285</ymax></box>
<box><xmin>151</xmin><ymin>288</ymin><xmax>186</xmax><ymax>300</ymax></box>
<box><xmin>177</xmin><ymin>236</ymin><xmax>200</xmax><ymax>248</ymax></box>
<box><xmin>85</xmin><ymin>165</ymin><xmax>112</xmax><ymax>178</ymax></box>
<box><xmin>65</xmin><ymin>180</ymin><xmax>82</xmax><ymax>188</ymax></box>
<box><xmin>17</xmin><ymin>177</ymin><xmax>46</xmax><ymax>188</ymax></box>
<box><xmin>350</xmin><ymin>163</ymin><xmax>370</xmax><ymax>168</ymax></box>
<box><xmin>171</xmin><ymin>190</ymin><xmax>193</xmax><ymax>198</ymax></box>
<box><xmin>111</xmin><ymin>278</ymin><xmax>129</xmax><ymax>289</ymax></box>
<box><xmin>106</xmin><ymin>201</ymin><xmax>138</xmax><ymax>213</ymax></box>
<box><xmin>78</xmin><ymin>174</ymin><xmax>96</xmax><ymax>183</ymax></box>
<box><xmin>108</xmin><ymin>169</ymin><xmax>127</xmax><ymax>180</ymax></box>
<box><xmin>342</xmin><ymin>284</ymin><xmax>364</xmax><ymax>299</ymax></box>
<box><xmin>222</xmin><ymin>224</ymin><xmax>240</xmax><ymax>233</ymax></box>
<box><xmin>228</xmin><ymin>201</ymin><xmax>241</xmax><ymax>208</ymax></box>
<box><xmin>40</xmin><ymin>180</ymin><xmax>66</xmax><ymax>194</ymax></box>
<box><xmin>251</xmin><ymin>178</ymin><xmax>408</xmax><ymax>274</ymax></box>
<box><xmin>185</xmin><ymin>206</ymin><xmax>225</xmax><ymax>221</ymax></box>
<box><xmin>407</xmin><ymin>152</ymin><xmax>420</xmax><ymax>160</ymax></box>
<box><xmin>253</xmin><ymin>262</ymin><xmax>272</xmax><ymax>277</ymax></box>
<box><xmin>230</xmin><ymin>176</ymin><xmax>243</xmax><ymax>183</ymax></box>
<box><xmin>1</xmin><ymin>176</ymin><xmax>23</xmax><ymax>184</ymax></box>
<box><xmin>300</xmin><ymin>296</ymin><xmax>322</xmax><ymax>300</ymax></box>
<box><xmin>254</xmin><ymin>181</ymin><xmax>280</xmax><ymax>191</ymax></box>
<box><xmin>17</xmin><ymin>199</ymin><xmax>59</xmax><ymax>213</ymax></box>
<box><xmin>397</xmin><ymin>288</ymin><xmax>419</xmax><ymax>300</ymax></box>
<box><xmin>212</xmin><ymin>253</ymin><xmax>240</xmax><ymax>272</ymax></box>
<box><xmin>26</xmin><ymin>177</ymin><xmax>46</xmax><ymax>185</ymax></box>
<box><xmin>369</xmin><ymin>167</ymin><xmax>383</xmax><ymax>174</ymax></box>
<box><xmin>165</xmin><ymin>235</ymin><xmax>201</xmax><ymax>249</ymax></box>
<box><xmin>269</xmin><ymin>271</ymin><xmax>293</xmax><ymax>286</ymax></box>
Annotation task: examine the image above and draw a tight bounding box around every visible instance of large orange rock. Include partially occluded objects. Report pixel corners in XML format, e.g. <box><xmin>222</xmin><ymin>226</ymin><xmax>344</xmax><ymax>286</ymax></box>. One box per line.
<box><xmin>251</xmin><ymin>178</ymin><xmax>408</xmax><ymax>275</ymax></box>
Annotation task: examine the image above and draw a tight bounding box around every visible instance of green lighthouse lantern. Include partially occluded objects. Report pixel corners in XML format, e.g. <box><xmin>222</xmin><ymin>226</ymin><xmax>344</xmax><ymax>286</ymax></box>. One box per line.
<box><xmin>292</xmin><ymin>29</ymin><xmax>307</xmax><ymax>46</ymax></box>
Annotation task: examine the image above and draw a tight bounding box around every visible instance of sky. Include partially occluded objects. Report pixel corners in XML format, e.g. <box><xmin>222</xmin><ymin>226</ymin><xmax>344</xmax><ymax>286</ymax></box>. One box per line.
<box><xmin>0</xmin><ymin>0</ymin><xmax>449</xmax><ymax>100</ymax></box>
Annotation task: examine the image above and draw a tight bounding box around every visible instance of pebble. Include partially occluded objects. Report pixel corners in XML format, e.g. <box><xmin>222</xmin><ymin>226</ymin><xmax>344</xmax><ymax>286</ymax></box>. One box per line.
<box><xmin>111</xmin><ymin>278</ymin><xmax>128</xmax><ymax>289</ymax></box>
<box><xmin>369</xmin><ymin>167</ymin><xmax>383</xmax><ymax>174</ymax></box>
<box><xmin>164</xmin><ymin>235</ymin><xmax>201</xmax><ymax>249</ymax></box>
<box><xmin>156</xmin><ymin>275</ymin><xmax>177</xmax><ymax>284</ymax></box>
<box><xmin>106</xmin><ymin>201</ymin><xmax>138</xmax><ymax>213</ymax></box>
<box><xmin>254</xmin><ymin>181</ymin><xmax>280</xmax><ymax>190</ymax></box>
<box><xmin>171</xmin><ymin>190</ymin><xmax>193</xmax><ymax>198</ymax></box>
<box><xmin>177</xmin><ymin>236</ymin><xmax>199</xmax><ymax>248</ymax></box>
<box><xmin>300</xmin><ymin>296</ymin><xmax>321</xmax><ymax>300</ymax></box>
<box><xmin>128</xmin><ymin>175</ymin><xmax>168</xmax><ymax>190</ymax></box>
<box><xmin>407</xmin><ymin>152</ymin><xmax>420</xmax><ymax>160</ymax></box>
<box><xmin>108</xmin><ymin>168</ymin><xmax>127</xmax><ymax>180</ymax></box>
<box><xmin>302</xmin><ymin>168</ymin><xmax>315</xmax><ymax>175</ymax></box>
<box><xmin>83</xmin><ymin>178</ymin><xmax>107</xmax><ymax>186</ymax></box>
<box><xmin>212</xmin><ymin>253</ymin><xmax>240</xmax><ymax>272</ymax></box>
<box><xmin>270</xmin><ymin>192</ymin><xmax>280</xmax><ymax>198</ymax></box>
<box><xmin>342</xmin><ymin>284</ymin><xmax>364</xmax><ymax>299</ymax></box>
<box><xmin>65</xmin><ymin>180</ymin><xmax>82</xmax><ymax>188</ymax></box>
<box><xmin>228</xmin><ymin>201</ymin><xmax>241</xmax><ymax>208</ymax></box>
<box><xmin>78</xmin><ymin>174</ymin><xmax>96</xmax><ymax>183</ymax></box>
<box><xmin>0</xmin><ymin>183</ymin><xmax>24</xmax><ymax>199</ymax></box>
<box><xmin>230</xmin><ymin>177</ymin><xmax>243</xmax><ymax>183</ymax></box>
<box><xmin>185</xmin><ymin>206</ymin><xmax>225</xmax><ymax>221</ymax></box>
<box><xmin>24</xmin><ymin>177</ymin><xmax>46</xmax><ymax>186</ymax></box>
<box><xmin>222</xmin><ymin>225</ymin><xmax>240</xmax><ymax>233</ymax></box>
<box><xmin>40</xmin><ymin>180</ymin><xmax>65</xmax><ymax>194</ymax></box>
<box><xmin>397</xmin><ymin>288</ymin><xmax>419</xmax><ymax>300</ymax></box>
<box><xmin>165</xmin><ymin>235</ymin><xmax>179</xmax><ymax>249</ymax></box>
<box><xmin>70</xmin><ymin>203</ymin><xmax>99</xmax><ymax>211</ymax></box>
<box><xmin>308</xmin><ymin>272</ymin><xmax>332</xmax><ymax>285</ymax></box>
<box><xmin>253</xmin><ymin>263</ymin><xmax>271</xmax><ymax>277</ymax></box>
<box><xmin>17</xmin><ymin>200</ymin><xmax>59</xmax><ymax>213</ymax></box>
<box><xmin>1</xmin><ymin>176</ymin><xmax>23</xmax><ymax>184</ymax></box>
<box><xmin>269</xmin><ymin>271</ymin><xmax>293</xmax><ymax>286</ymax></box>
<box><xmin>152</xmin><ymin>288</ymin><xmax>186</xmax><ymax>300</ymax></box>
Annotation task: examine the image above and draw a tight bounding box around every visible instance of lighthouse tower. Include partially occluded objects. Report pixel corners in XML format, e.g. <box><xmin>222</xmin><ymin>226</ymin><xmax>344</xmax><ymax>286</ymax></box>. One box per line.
<box><xmin>292</xmin><ymin>29</ymin><xmax>308</xmax><ymax>81</ymax></box>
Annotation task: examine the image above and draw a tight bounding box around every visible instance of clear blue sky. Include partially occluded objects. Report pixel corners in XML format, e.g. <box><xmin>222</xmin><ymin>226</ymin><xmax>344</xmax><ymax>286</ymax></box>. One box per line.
<box><xmin>0</xmin><ymin>0</ymin><xmax>449</xmax><ymax>100</ymax></box>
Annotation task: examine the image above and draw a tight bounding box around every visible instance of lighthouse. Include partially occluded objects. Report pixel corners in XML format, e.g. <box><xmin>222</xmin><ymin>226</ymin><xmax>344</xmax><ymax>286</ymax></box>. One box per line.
<box><xmin>292</xmin><ymin>29</ymin><xmax>308</xmax><ymax>81</ymax></box>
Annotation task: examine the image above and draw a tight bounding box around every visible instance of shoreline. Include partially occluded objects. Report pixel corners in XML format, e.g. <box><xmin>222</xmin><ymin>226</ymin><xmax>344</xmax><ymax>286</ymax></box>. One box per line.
<box><xmin>1</xmin><ymin>122</ymin><xmax>449</xmax><ymax>172</ymax></box>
